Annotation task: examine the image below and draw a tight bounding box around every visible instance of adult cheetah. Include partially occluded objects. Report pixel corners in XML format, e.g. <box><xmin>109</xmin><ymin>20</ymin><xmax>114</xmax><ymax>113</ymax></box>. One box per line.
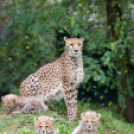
<box><xmin>20</xmin><ymin>37</ymin><xmax>84</xmax><ymax>121</ymax></box>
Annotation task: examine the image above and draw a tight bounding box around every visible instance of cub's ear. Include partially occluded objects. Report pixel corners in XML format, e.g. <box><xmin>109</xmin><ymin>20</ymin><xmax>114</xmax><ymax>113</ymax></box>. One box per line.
<box><xmin>79</xmin><ymin>37</ymin><xmax>84</xmax><ymax>42</ymax></box>
<box><xmin>96</xmin><ymin>113</ymin><xmax>101</xmax><ymax>119</ymax></box>
<box><xmin>81</xmin><ymin>112</ymin><xmax>85</xmax><ymax>118</ymax></box>
<box><xmin>49</xmin><ymin>117</ymin><xmax>54</xmax><ymax>123</ymax></box>
<box><xmin>1</xmin><ymin>96</ymin><xmax>5</xmax><ymax>102</ymax></box>
<box><xmin>64</xmin><ymin>36</ymin><xmax>68</xmax><ymax>41</ymax></box>
<box><xmin>13</xmin><ymin>99</ymin><xmax>15</xmax><ymax>102</ymax></box>
<box><xmin>34</xmin><ymin>117</ymin><xmax>38</xmax><ymax>122</ymax></box>
<box><xmin>49</xmin><ymin>117</ymin><xmax>54</xmax><ymax>125</ymax></box>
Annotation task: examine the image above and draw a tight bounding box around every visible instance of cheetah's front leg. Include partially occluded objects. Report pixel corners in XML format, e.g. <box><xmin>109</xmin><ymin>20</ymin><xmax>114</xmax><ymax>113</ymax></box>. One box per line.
<box><xmin>64</xmin><ymin>85</ymin><xmax>78</xmax><ymax>121</ymax></box>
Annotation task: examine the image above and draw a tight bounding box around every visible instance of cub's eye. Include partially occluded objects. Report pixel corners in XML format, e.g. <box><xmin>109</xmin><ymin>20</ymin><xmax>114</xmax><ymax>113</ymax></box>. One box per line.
<box><xmin>70</xmin><ymin>44</ymin><xmax>73</xmax><ymax>46</ymax></box>
<box><xmin>45</xmin><ymin>126</ymin><xmax>49</xmax><ymax>128</ymax></box>
<box><xmin>91</xmin><ymin>121</ymin><xmax>94</xmax><ymax>123</ymax></box>
<box><xmin>39</xmin><ymin>126</ymin><xmax>42</xmax><ymax>128</ymax></box>
<box><xmin>78</xmin><ymin>43</ymin><xmax>81</xmax><ymax>46</ymax></box>
<box><xmin>86</xmin><ymin>120</ymin><xmax>88</xmax><ymax>123</ymax></box>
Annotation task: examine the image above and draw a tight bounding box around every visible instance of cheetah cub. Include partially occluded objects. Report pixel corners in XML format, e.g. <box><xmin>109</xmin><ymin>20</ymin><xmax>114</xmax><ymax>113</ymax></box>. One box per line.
<box><xmin>1</xmin><ymin>94</ymin><xmax>48</xmax><ymax>114</ymax></box>
<box><xmin>34</xmin><ymin>115</ymin><xmax>57</xmax><ymax>134</ymax></box>
<box><xmin>71</xmin><ymin>111</ymin><xmax>101</xmax><ymax>134</ymax></box>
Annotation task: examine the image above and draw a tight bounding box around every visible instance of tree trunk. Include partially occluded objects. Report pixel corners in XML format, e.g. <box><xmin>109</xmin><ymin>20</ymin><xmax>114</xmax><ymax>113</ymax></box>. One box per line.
<box><xmin>106</xmin><ymin>0</ymin><xmax>134</xmax><ymax>123</ymax></box>
<box><xmin>124</xmin><ymin>97</ymin><xmax>134</xmax><ymax>123</ymax></box>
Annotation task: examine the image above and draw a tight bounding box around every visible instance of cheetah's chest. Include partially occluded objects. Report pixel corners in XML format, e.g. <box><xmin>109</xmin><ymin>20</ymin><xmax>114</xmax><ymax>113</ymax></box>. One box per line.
<box><xmin>70</xmin><ymin>63</ymin><xmax>84</xmax><ymax>89</ymax></box>
<box><xmin>71</xmin><ymin>68</ymin><xmax>84</xmax><ymax>82</ymax></box>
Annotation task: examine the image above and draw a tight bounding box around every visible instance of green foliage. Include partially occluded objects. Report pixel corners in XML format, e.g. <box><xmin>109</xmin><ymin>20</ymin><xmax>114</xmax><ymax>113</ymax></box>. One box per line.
<box><xmin>0</xmin><ymin>0</ymin><xmax>134</xmax><ymax>109</ymax></box>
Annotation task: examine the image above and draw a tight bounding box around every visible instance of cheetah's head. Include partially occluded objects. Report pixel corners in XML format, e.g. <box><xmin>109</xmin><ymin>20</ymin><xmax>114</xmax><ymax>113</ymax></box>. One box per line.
<box><xmin>34</xmin><ymin>115</ymin><xmax>54</xmax><ymax>134</ymax></box>
<box><xmin>1</xmin><ymin>94</ymin><xmax>17</xmax><ymax>111</ymax></box>
<box><xmin>64</xmin><ymin>37</ymin><xmax>84</xmax><ymax>57</ymax></box>
<box><xmin>81</xmin><ymin>111</ymin><xmax>101</xmax><ymax>131</ymax></box>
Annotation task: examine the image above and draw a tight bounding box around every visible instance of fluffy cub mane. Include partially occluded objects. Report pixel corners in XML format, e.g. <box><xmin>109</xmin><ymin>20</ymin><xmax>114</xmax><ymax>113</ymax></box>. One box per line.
<box><xmin>71</xmin><ymin>111</ymin><xmax>101</xmax><ymax>134</ymax></box>
<box><xmin>34</xmin><ymin>115</ymin><xmax>57</xmax><ymax>134</ymax></box>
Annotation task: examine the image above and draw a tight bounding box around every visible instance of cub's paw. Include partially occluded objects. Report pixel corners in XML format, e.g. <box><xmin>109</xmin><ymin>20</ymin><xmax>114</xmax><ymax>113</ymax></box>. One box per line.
<box><xmin>12</xmin><ymin>111</ymin><xmax>21</xmax><ymax>114</ymax></box>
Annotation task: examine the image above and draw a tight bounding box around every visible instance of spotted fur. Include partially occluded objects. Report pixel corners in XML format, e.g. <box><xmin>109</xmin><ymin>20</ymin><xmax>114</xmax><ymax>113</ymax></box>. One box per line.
<box><xmin>34</xmin><ymin>115</ymin><xmax>57</xmax><ymax>134</ymax></box>
<box><xmin>20</xmin><ymin>37</ymin><xmax>84</xmax><ymax>121</ymax></box>
<box><xmin>1</xmin><ymin>94</ymin><xmax>48</xmax><ymax>114</ymax></box>
<box><xmin>71</xmin><ymin>111</ymin><xmax>101</xmax><ymax>134</ymax></box>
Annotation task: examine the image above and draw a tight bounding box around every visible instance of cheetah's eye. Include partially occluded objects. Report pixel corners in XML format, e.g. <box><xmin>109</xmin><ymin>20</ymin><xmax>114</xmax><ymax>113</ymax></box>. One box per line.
<box><xmin>78</xmin><ymin>43</ymin><xmax>81</xmax><ymax>46</ymax></box>
<box><xmin>86</xmin><ymin>120</ymin><xmax>88</xmax><ymax>123</ymax></box>
<box><xmin>39</xmin><ymin>126</ymin><xmax>42</xmax><ymax>128</ymax></box>
<box><xmin>45</xmin><ymin>126</ymin><xmax>49</xmax><ymax>128</ymax></box>
<box><xmin>70</xmin><ymin>44</ymin><xmax>73</xmax><ymax>46</ymax></box>
<box><xmin>91</xmin><ymin>121</ymin><xmax>94</xmax><ymax>123</ymax></box>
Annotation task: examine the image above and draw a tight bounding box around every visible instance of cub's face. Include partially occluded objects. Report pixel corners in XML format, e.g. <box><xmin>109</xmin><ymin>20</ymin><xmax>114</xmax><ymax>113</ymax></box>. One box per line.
<box><xmin>34</xmin><ymin>115</ymin><xmax>54</xmax><ymax>134</ymax></box>
<box><xmin>1</xmin><ymin>94</ymin><xmax>17</xmax><ymax>111</ymax></box>
<box><xmin>64</xmin><ymin>37</ymin><xmax>84</xmax><ymax>57</ymax></box>
<box><xmin>81</xmin><ymin>111</ymin><xmax>101</xmax><ymax>131</ymax></box>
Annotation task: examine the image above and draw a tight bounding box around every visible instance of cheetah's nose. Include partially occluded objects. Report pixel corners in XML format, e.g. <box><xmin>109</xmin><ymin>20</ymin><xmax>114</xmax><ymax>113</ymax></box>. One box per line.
<box><xmin>88</xmin><ymin>125</ymin><xmax>91</xmax><ymax>128</ymax></box>
<box><xmin>74</xmin><ymin>50</ymin><xmax>78</xmax><ymax>52</ymax></box>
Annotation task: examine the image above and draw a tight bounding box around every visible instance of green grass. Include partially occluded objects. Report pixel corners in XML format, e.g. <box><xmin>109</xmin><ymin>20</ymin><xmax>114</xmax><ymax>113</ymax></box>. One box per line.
<box><xmin>0</xmin><ymin>100</ymin><xmax>134</xmax><ymax>134</ymax></box>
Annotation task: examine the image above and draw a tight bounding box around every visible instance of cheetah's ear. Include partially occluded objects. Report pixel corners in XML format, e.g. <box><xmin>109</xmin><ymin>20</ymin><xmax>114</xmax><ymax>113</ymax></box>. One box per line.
<box><xmin>96</xmin><ymin>113</ymin><xmax>101</xmax><ymax>119</ymax></box>
<box><xmin>34</xmin><ymin>117</ymin><xmax>38</xmax><ymax>122</ymax></box>
<box><xmin>64</xmin><ymin>36</ymin><xmax>68</xmax><ymax>42</ymax></box>
<box><xmin>49</xmin><ymin>117</ymin><xmax>54</xmax><ymax>125</ymax></box>
<box><xmin>81</xmin><ymin>112</ymin><xmax>85</xmax><ymax>118</ymax></box>
<box><xmin>50</xmin><ymin>117</ymin><xmax>54</xmax><ymax>122</ymax></box>
<box><xmin>13</xmin><ymin>99</ymin><xmax>15</xmax><ymax>102</ymax></box>
<box><xmin>1</xmin><ymin>96</ymin><xmax>5</xmax><ymax>102</ymax></box>
<box><xmin>79</xmin><ymin>37</ymin><xmax>84</xmax><ymax>42</ymax></box>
